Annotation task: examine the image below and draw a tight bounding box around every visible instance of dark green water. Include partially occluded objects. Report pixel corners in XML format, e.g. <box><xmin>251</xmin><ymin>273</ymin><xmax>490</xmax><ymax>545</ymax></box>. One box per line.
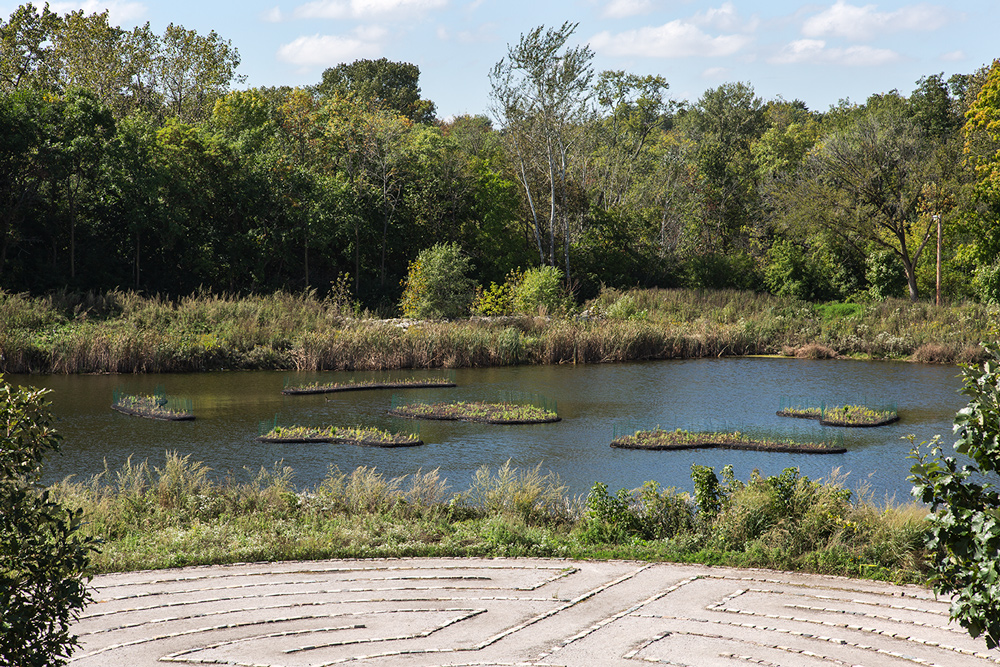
<box><xmin>13</xmin><ymin>357</ymin><xmax>964</xmax><ymax>499</ymax></box>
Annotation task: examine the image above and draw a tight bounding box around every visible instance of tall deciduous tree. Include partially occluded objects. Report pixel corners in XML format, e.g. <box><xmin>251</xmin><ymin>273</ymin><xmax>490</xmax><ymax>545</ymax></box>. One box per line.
<box><xmin>52</xmin><ymin>10</ymin><xmax>158</xmax><ymax>118</ymax></box>
<box><xmin>590</xmin><ymin>70</ymin><xmax>672</xmax><ymax>209</ymax></box>
<box><xmin>961</xmin><ymin>59</ymin><xmax>1000</xmax><ymax>301</ymax></box>
<box><xmin>316</xmin><ymin>58</ymin><xmax>435</xmax><ymax>124</ymax></box>
<box><xmin>489</xmin><ymin>22</ymin><xmax>594</xmax><ymax>279</ymax></box>
<box><xmin>0</xmin><ymin>3</ymin><xmax>60</xmax><ymax>93</ymax></box>
<box><xmin>47</xmin><ymin>88</ymin><xmax>115</xmax><ymax>281</ymax></box>
<box><xmin>0</xmin><ymin>89</ymin><xmax>45</xmax><ymax>279</ymax></box>
<box><xmin>775</xmin><ymin>103</ymin><xmax>941</xmax><ymax>301</ymax></box>
<box><xmin>155</xmin><ymin>23</ymin><xmax>244</xmax><ymax>123</ymax></box>
<box><xmin>677</xmin><ymin>82</ymin><xmax>766</xmax><ymax>253</ymax></box>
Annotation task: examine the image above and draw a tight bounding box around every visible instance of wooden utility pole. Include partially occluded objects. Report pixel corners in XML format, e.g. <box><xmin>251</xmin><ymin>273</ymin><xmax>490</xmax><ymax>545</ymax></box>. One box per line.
<box><xmin>935</xmin><ymin>214</ymin><xmax>942</xmax><ymax>307</ymax></box>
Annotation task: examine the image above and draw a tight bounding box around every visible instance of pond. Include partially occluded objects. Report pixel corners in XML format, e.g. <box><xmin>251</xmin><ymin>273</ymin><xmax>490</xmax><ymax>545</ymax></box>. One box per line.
<box><xmin>13</xmin><ymin>357</ymin><xmax>965</xmax><ymax>502</ymax></box>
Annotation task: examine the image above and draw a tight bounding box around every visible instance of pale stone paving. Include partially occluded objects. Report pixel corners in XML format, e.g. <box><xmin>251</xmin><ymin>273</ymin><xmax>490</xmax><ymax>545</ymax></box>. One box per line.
<box><xmin>69</xmin><ymin>558</ymin><xmax>1000</xmax><ymax>666</ymax></box>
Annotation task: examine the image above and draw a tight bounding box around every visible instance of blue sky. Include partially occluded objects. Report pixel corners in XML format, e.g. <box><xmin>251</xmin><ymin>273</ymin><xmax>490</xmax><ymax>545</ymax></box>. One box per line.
<box><xmin>11</xmin><ymin>0</ymin><xmax>999</xmax><ymax>120</ymax></box>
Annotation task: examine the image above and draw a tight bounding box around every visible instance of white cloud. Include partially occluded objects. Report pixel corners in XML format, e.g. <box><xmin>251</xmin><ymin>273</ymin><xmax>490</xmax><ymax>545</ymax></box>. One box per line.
<box><xmin>701</xmin><ymin>66</ymin><xmax>729</xmax><ymax>79</ymax></box>
<box><xmin>770</xmin><ymin>38</ymin><xmax>901</xmax><ymax>66</ymax></box>
<box><xmin>277</xmin><ymin>28</ymin><xmax>386</xmax><ymax>66</ymax></box>
<box><xmin>293</xmin><ymin>0</ymin><xmax>447</xmax><ymax>20</ymax></box>
<box><xmin>692</xmin><ymin>2</ymin><xmax>757</xmax><ymax>33</ymax></box>
<box><xmin>47</xmin><ymin>0</ymin><xmax>147</xmax><ymax>24</ymax></box>
<box><xmin>601</xmin><ymin>0</ymin><xmax>654</xmax><ymax>20</ymax></box>
<box><xmin>940</xmin><ymin>50</ymin><xmax>965</xmax><ymax>62</ymax></box>
<box><xmin>802</xmin><ymin>1</ymin><xmax>950</xmax><ymax>42</ymax></box>
<box><xmin>590</xmin><ymin>20</ymin><xmax>752</xmax><ymax>58</ymax></box>
<box><xmin>262</xmin><ymin>6</ymin><xmax>284</xmax><ymax>22</ymax></box>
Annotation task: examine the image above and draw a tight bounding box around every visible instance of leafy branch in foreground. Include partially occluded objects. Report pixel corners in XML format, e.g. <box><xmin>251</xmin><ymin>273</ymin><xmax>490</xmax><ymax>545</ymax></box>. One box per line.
<box><xmin>1</xmin><ymin>375</ymin><xmax>99</xmax><ymax>667</ymax></box>
<box><xmin>910</xmin><ymin>343</ymin><xmax>1000</xmax><ymax>648</ymax></box>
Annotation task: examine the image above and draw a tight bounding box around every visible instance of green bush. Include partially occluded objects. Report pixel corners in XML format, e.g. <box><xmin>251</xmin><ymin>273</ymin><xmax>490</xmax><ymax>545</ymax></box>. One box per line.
<box><xmin>865</xmin><ymin>249</ymin><xmax>907</xmax><ymax>300</ymax></box>
<box><xmin>681</xmin><ymin>252</ymin><xmax>762</xmax><ymax>290</ymax></box>
<box><xmin>512</xmin><ymin>266</ymin><xmax>570</xmax><ymax>315</ymax></box>
<box><xmin>583</xmin><ymin>480</ymin><xmax>694</xmax><ymax>543</ymax></box>
<box><xmin>973</xmin><ymin>260</ymin><xmax>1000</xmax><ymax>304</ymax></box>
<box><xmin>471</xmin><ymin>269</ymin><xmax>522</xmax><ymax>316</ymax></box>
<box><xmin>399</xmin><ymin>243</ymin><xmax>476</xmax><ymax>319</ymax></box>
<box><xmin>763</xmin><ymin>240</ymin><xmax>836</xmax><ymax>302</ymax></box>
<box><xmin>1</xmin><ymin>376</ymin><xmax>98</xmax><ymax>667</ymax></box>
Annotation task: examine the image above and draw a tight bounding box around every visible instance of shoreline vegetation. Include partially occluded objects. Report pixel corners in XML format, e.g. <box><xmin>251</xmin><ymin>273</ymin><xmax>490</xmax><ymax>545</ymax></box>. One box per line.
<box><xmin>51</xmin><ymin>455</ymin><xmax>928</xmax><ymax>584</ymax></box>
<box><xmin>282</xmin><ymin>377</ymin><xmax>456</xmax><ymax>395</ymax></box>
<box><xmin>610</xmin><ymin>428</ymin><xmax>846</xmax><ymax>453</ymax></box>
<box><xmin>388</xmin><ymin>401</ymin><xmax>560</xmax><ymax>424</ymax></box>
<box><xmin>0</xmin><ymin>288</ymin><xmax>994</xmax><ymax>375</ymax></box>
<box><xmin>777</xmin><ymin>405</ymin><xmax>900</xmax><ymax>427</ymax></box>
<box><xmin>257</xmin><ymin>425</ymin><xmax>422</xmax><ymax>447</ymax></box>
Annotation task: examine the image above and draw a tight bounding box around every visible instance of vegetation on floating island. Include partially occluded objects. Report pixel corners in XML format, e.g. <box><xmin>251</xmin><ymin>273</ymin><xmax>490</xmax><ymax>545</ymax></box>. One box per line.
<box><xmin>112</xmin><ymin>392</ymin><xmax>194</xmax><ymax>421</ymax></box>
<box><xmin>388</xmin><ymin>401</ymin><xmax>560</xmax><ymax>424</ymax></box>
<box><xmin>258</xmin><ymin>424</ymin><xmax>422</xmax><ymax>447</ymax></box>
<box><xmin>777</xmin><ymin>404</ymin><xmax>899</xmax><ymax>427</ymax></box>
<box><xmin>282</xmin><ymin>376</ymin><xmax>455</xmax><ymax>395</ymax></box>
<box><xmin>611</xmin><ymin>428</ymin><xmax>845</xmax><ymax>454</ymax></box>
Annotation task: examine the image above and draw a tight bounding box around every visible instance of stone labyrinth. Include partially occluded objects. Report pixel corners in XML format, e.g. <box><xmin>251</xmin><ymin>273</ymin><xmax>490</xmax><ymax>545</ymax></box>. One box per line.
<box><xmin>70</xmin><ymin>558</ymin><xmax>1000</xmax><ymax>667</ymax></box>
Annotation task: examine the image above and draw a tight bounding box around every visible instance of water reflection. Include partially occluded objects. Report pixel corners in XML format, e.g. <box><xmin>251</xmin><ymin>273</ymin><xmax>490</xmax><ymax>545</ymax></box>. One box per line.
<box><xmin>14</xmin><ymin>357</ymin><xmax>964</xmax><ymax>500</ymax></box>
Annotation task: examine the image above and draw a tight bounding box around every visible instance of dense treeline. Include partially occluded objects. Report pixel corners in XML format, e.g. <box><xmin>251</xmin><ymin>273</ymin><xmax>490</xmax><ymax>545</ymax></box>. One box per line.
<box><xmin>2</xmin><ymin>6</ymin><xmax>1000</xmax><ymax>311</ymax></box>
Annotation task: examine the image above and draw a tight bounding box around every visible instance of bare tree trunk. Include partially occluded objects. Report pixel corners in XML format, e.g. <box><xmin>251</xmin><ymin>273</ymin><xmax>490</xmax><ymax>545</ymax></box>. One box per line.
<box><xmin>546</xmin><ymin>137</ymin><xmax>556</xmax><ymax>267</ymax></box>
<box><xmin>512</xmin><ymin>134</ymin><xmax>544</xmax><ymax>263</ymax></box>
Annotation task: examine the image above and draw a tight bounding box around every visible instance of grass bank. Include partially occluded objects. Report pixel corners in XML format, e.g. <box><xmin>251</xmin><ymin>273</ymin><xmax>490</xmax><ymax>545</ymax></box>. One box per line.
<box><xmin>53</xmin><ymin>454</ymin><xmax>929</xmax><ymax>584</ymax></box>
<box><xmin>2</xmin><ymin>288</ymin><xmax>993</xmax><ymax>374</ymax></box>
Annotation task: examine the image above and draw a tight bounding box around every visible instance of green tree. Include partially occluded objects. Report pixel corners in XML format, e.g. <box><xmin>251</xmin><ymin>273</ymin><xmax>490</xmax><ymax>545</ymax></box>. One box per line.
<box><xmin>0</xmin><ymin>3</ymin><xmax>60</xmax><ymax>93</ymax></box>
<box><xmin>1</xmin><ymin>375</ymin><xmax>98</xmax><ymax>666</ymax></box>
<box><xmin>0</xmin><ymin>88</ymin><xmax>46</xmax><ymax>281</ymax></box>
<box><xmin>775</xmin><ymin>103</ymin><xmax>941</xmax><ymax>301</ymax></box>
<box><xmin>962</xmin><ymin>59</ymin><xmax>1000</xmax><ymax>301</ymax></box>
<box><xmin>677</xmin><ymin>82</ymin><xmax>766</xmax><ymax>253</ymax></box>
<box><xmin>155</xmin><ymin>23</ymin><xmax>244</xmax><ymax>123</ymax></box>
<box><xmin>910</xmin><ymin>343</ymin><xmax>1000</xmax><ymax>648</ymax></box>
<box><xmin>316</xmin><ymin>58</ymin><xmax>435</xmax><ymax>124</ymax></box>
<box><xmin>590</xmin><ymin>70</ymin><xmax>672</xmax><ymax>208</ymax></box>
<box><xmin>489</xmin><ymin>22</ymin><xmax>594</xmax><ymax>277</ymax></box>
<box><xmin>41</xmin><ymin>88</ymin><xmax>115</xmax><ymax>282</ymax></box>
<box><xmin>52</xmin><ymin>9</ymin><xmax>158</xmax><ymax>118</ymax></box>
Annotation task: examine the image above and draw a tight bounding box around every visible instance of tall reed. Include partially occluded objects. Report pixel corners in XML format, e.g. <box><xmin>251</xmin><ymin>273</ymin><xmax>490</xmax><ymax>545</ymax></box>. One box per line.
<box><xmin>51</xmin><ymin>455</ymin><xmax>930</xmax><ymax>582</ymax></box>
<box><xmin>3</xmin><ymin>287</ymin><xmax>993</xmax><ymax>374</ymax></box>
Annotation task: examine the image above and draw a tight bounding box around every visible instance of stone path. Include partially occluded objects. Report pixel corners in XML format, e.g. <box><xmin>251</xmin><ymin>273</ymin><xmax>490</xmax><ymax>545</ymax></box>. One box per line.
<box><xmin>70</xmin><ymin>558</ymin><xmax>1000</xmax><ymax>666</ymax></box>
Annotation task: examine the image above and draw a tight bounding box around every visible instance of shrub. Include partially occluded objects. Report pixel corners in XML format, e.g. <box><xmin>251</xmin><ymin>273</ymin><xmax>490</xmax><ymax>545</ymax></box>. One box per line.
<box><xmin>512</xmin><ymin>266</ymin><xmax>570</xmax><ymax>315</ymax></box>
<box><xmin>1</xmin><ymin>375</ymin><xmax>98</xmax><ymax>667</ymax></box>
<box><xmin>973</xmin><ymin>261</ymin><xmax>1000</xmax><ymax>304</ymax></box>
<box><xmin>764</xmin><ymin>240</ymin><xmax>836</xmax><ymax>302</ymax></box>
<box><xmin>471</xmin><ymin>269</ymin><xmax>522</xmax><ymax>316</ymax></box>
<box><xmin>605</xmin><ymin>294</ymin><xmax>647</xmax><ymax>321</ymax></box>
<box><xmin>865</xmin><ymin>249</ymin><xmax>907</xmax><ymax>300</ymax></box>
<box><xmin>399</xmin><ymin>243</ymin><xmax>475</xmax><ymax>319</ymax></box>
<box><xmin>583</xmin><ymin>481</ymin><xmax>693</xmax><ymax>543</ymax></box>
